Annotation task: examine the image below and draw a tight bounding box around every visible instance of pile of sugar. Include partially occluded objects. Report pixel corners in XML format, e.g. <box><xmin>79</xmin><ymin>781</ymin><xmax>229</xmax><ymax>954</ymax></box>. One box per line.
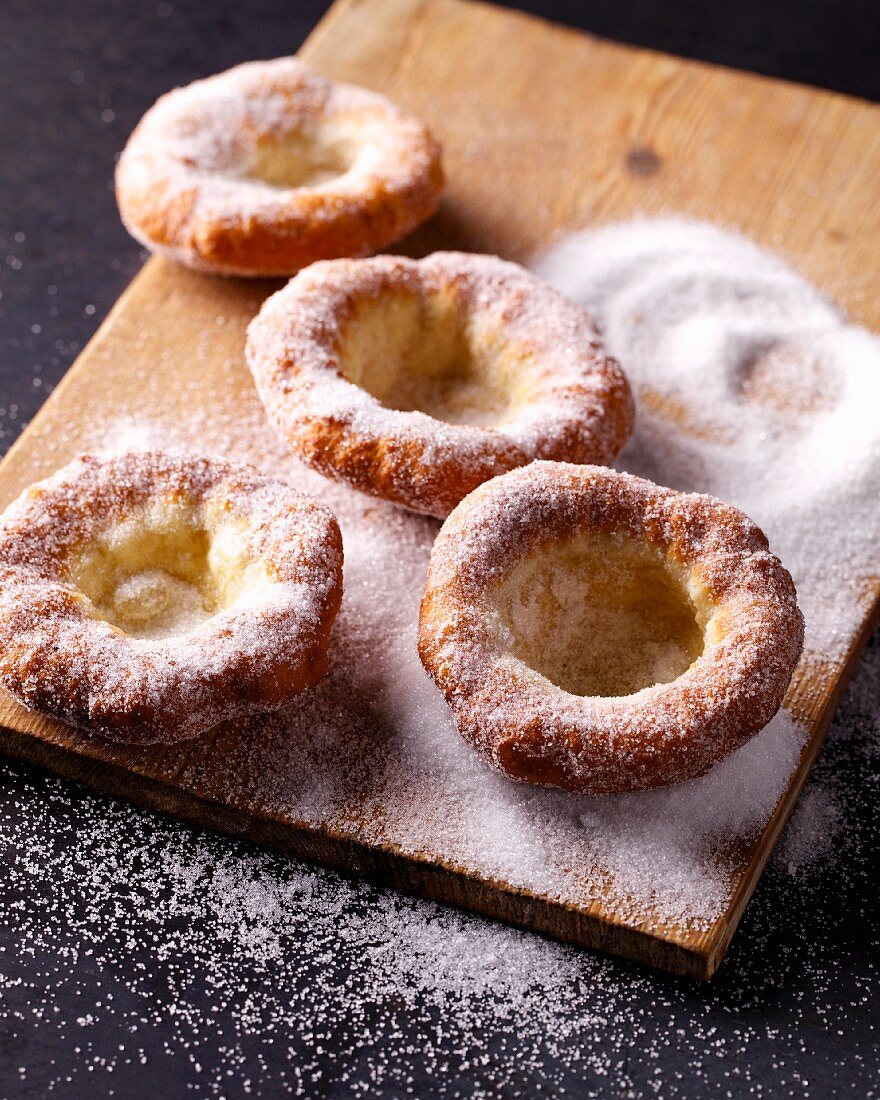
<box><xmin>533</xmin><ymin>218</ymin><xmax>880</xmax><ymax>661</ymax></box>
<box><xmin>15</xmin><ymin>219</ymin><xmax>877</xmax><ymax>933</ymax></box>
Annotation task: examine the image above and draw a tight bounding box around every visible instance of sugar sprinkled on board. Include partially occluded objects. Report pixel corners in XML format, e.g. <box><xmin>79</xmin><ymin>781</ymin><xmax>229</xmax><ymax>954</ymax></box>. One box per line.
<box><xmin>0</xmin><ymin>218</ymin><xmax>877</xmax><ymax>1093</ymax></box>
<box><xmin>15</xmin><ymin>220</ymin><xmax>879</xmax><ymax>932</ymax></box>
<box><xmin>91</xmin><ymin>408</ymin><xmax>808</xmax><ymax>925</ymax></box>
<box><xmin>23</xmin><ymin>341</ymin><xmax>807</xmax><ymax>930</ymax></box>
<box><xmin>532</xmin><ymin>217</ymin><xmax>880</xmax><ymax>662</ymax></box>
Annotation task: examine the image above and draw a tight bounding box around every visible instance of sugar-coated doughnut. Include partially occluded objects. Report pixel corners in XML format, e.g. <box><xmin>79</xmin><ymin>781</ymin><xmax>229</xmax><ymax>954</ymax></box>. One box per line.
<box><xmin>418</xmin><ymin>462</ymin><xmax>804</xmax><ymax>793</ymax></box>
<box><xmin>116</xmin><ymin>57</ymin><xmax>444</xmax><ymax>276</ymax></box>
<box><xmin>0</xmin><ymin>452</ymin><xmax>343</xmax><ymax>745</ymax></box>
<box><xmin>246</xmin><ymin>252</ymin><xmax>635</xmax><ymax>518</ymax></box>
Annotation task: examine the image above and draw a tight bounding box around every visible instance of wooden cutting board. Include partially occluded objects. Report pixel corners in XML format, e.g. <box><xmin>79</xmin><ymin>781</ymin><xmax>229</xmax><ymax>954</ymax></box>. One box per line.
<box><xmin>0</xmin><ymin>0</ymin><xmax>878</xmax><ymax>980</ymax></box>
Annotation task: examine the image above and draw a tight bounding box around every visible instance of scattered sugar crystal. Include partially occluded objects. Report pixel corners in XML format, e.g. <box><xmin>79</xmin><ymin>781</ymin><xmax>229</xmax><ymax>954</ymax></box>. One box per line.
<box><xmin>0</xmin><ymin>627</ymin><xmax>875</xmax><ymax>1094</ymax></box>
<box><xmin>774</xmin><ymin>784</ymin><xmax>842</xmax><ymax>877</ymax></box>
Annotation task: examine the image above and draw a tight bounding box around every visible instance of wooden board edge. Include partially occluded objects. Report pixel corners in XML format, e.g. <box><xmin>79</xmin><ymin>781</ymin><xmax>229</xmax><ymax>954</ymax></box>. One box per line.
<box><xmin>296</xmin><ymin>0</ymin><xmax>435</xmax><ymax>86</ymax></box>
<box><xmin>704</xmin><ymin>595</ymin><xmax>880</xmax><ymax>977</ymax></box>
<box><xmin>295</xmin><ymin>0</ymin><xmax>364</xmax><ymax>54</ymax></box>
<box><xmin>454</xmin><ymin>0</ymin><xmax>879</xmax><ymax>113</ymax></box>
<box><xmin>0</xmin><ymin>723</ymin><xmax>712</xmax><ymax>980</ymax></box>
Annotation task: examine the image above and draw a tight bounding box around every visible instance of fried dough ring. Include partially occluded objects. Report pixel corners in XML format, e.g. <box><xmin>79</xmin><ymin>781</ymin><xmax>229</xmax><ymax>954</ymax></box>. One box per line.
<box><xmin>247</xmin><ymin>252</ymin><xmax>635</xmax><ymax>517</ymax></box>
<box><xmin>418</xmin><ymin>462</ymin><xmax>804</xmax><ymax>793</ymax></box>
<box><xmin>0</xmin><ymin>452</ymin><xmax>343</xmax><ymax>745</ymax></box>
<box><xmin>116</xmin><ymin>57</ymin><xmax>444</xmax><ymax>276</ymax></box>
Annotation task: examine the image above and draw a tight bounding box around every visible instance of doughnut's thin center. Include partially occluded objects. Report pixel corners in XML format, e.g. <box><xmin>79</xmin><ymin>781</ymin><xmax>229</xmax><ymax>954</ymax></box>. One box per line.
<box><xmin>336</xmin><ymin>288</ymin><xmax>533</xmax><ymax>428</ymax></box>
<box><xmin>108</xmin><ymin>568</ymin><xmax>208</xmax><ymax>639</ymax></box>
<box><xmin>242</xmin><ymin>131</ymin><xmax>355</xmax><ymax>190</ymax></box>
<box><xmin>489</xmin><ymin>532</ymin><xmax>708</xmax><ymax>698</ymax></box>
<box><xmin>70</xmin><ymin>506</ymin><xmax>259</xmax><ymax>640</ymax></box>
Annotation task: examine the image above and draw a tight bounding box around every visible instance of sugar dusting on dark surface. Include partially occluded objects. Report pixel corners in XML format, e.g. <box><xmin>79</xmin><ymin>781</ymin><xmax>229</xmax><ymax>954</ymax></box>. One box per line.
<box><xmin>0</xmin><ymin>631</ymin><xmax>875</xmax><ymax>1096</ymax></box>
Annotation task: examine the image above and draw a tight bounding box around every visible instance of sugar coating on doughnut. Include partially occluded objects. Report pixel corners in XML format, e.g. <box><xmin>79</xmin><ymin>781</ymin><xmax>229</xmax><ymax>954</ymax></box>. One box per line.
<box><xmin>116</xmin><ymin>57</ymin><xmax>444</xmax><ymax>276</ymax></box>
<box><xmin>247</xmin><ymin>252</ymin><xmax>635</xmax><ymax>517</ymax></box>
<box><xmin>0</xmin><ymin>452</ymin><xmax>343</xmax><ymax>744</ymax></box>
<box><xmin>418</xmin><ymin>462</ymin><xmax>804</xmax><ymax>794</ymax></box>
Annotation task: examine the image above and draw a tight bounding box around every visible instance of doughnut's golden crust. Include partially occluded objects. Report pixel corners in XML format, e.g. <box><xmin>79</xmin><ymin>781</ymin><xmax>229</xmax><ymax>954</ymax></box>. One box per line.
<box><xmin>0</xmin><ymin>452</ymin><xmax>343</xmax><ymax>745</ymax></box>
<box><xmin>247</xmin><ymin>252</ymin><xmax>635</xmax><ymax>518</ymax></box>
<box><xmin>418</xmin><ymin>462</ymin><xmax>804</xmax><ymax>793</ymax></box>
<box><xmin>116</xmin><ymin>58</ymin><xmax>443</xmax><ymax>276</ymax></box>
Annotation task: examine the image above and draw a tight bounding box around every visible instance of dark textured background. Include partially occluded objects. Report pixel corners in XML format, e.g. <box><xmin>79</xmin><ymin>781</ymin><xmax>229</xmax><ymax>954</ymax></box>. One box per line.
<box><xmin>0</xmin><ymin>2</ymin><xmax>878</xmax><ymax>1097</ymax></box>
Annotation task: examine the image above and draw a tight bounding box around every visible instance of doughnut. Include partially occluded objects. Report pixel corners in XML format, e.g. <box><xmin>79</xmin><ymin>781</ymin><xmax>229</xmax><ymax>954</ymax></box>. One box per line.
<box><xmin>246</xmin><ymin>252</ymin><xmax>635</xmax><ymax>518</ymax></box>
<box><xmin>418</xmin><ymin>462</ymin><xmax>804</xmax><ymax>793</ymax></box>
<box><xmin>115</xmin><ymin>57</ymin><xmax>444</xmax><ymax>276</ymax></box>
<box><xmin>0</xmin><ymin>452</ymin><xmax>343</xmax><ymax>745</ymax></box>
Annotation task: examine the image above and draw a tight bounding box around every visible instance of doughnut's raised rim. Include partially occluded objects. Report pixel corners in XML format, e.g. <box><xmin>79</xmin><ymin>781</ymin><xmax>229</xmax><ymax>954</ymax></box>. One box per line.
<box><xmin>417</xmin><ymin>461</ymin><xmax>805</xmax><ymax>793</ymax></box>
<box><xmin>115</xmin><ymin>57</ymin><xmax>444</xmax><ymax>276</ymax></box>
<box><xmin>246</xmin><ymin>252</ymin><xmax>635</xmax><ymax>518</ymax></box>
<box><xmin>0</xmin><ymin>452</ymin><xmax>343</xmax><ymax>745</ymax></box>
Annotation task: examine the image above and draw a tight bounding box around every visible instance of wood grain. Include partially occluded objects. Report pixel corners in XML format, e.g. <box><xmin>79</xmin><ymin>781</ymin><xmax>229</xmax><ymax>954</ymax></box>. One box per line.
<box><xmin>0</xmin><ymin>0</ymin><xmax>877</xmax><ymax>980</ymax></box>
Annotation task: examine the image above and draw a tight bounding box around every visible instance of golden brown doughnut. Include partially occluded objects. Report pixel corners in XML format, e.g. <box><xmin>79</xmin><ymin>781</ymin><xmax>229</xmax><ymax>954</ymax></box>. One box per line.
<box><xmin>246</xmin><ymin>252</ymin><xmax>635</xmax><ymax>518</ymax></box>
<box><xmin>418</xmin><ymin>462</ymin><xmax>804</xmax><ymax>793</ymax></box>
<box><xmin>115</xmin><ymin>57</ymin><xmax>443</xmax><ymax>276</ymax></box>
<box><xmin>0</xmin><ymin>452</ymin><xmax>343</xmax><ymax>745</ymax></box>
